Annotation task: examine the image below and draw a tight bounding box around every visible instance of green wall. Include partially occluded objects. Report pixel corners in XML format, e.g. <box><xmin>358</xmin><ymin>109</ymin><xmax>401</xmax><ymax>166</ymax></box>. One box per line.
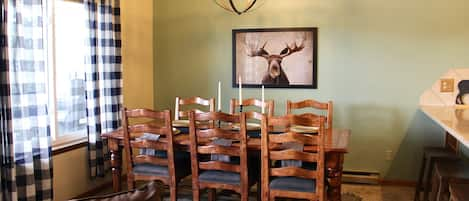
<box><xmin>154</xmin><ymin>0</ymin><xmax>469</xmax><ymax>180</ymax></box>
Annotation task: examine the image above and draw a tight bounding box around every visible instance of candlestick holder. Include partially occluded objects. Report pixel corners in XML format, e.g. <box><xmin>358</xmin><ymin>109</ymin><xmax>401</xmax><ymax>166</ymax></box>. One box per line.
<box><xmin>217</xmin><ymin>110</ymin><xmax>222</xmax><ymax>128</ymax></box>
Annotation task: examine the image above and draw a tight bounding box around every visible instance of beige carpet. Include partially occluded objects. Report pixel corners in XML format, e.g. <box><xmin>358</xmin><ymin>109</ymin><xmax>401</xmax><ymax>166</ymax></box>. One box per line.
<box><xmin>89</xmin><ymin>179</ymin><xmax>415</xmax><ymax>201</ymax></box>
<box><xmin>158</xmin><ymin>178</ymin><xmax>364</xmax><ymax>201</ymax></box>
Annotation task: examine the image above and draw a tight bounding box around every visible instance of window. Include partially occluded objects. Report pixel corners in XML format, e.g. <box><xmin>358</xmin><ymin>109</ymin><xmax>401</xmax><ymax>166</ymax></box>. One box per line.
<box><xmin>46</xmin><ymin>0</ymin><xmax>88</xmax><ymax>147</ymax></box>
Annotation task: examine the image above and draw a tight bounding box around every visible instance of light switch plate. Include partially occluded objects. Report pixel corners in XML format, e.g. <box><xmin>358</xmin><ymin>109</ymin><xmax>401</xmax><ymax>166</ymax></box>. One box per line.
<box><xmin>440</xmin><ymin>78</ymin><xmax>454</xmax><ymax>93</ymax></box>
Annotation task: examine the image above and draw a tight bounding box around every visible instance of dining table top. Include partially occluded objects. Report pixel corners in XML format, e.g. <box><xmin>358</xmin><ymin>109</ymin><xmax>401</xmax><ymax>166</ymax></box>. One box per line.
<box><xmin>101</xmin><ymin>120</ymin><xmax>351</xmax><ymax>153</ymax></box>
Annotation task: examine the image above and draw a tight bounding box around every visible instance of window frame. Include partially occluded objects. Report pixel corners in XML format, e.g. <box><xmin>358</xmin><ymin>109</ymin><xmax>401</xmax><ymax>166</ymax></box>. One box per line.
<box><xmin>46</xmin><ymin>0</ymin><xmax>88</xmax><ymax>149</ymax></box>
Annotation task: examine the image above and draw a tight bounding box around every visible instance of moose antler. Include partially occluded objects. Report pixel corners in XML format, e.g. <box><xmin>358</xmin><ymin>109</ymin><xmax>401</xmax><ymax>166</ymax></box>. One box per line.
<box><xmin>245</xmin><ymin>40</ymin><xmax>269</xmax><ymax>59</ymax></box>
<box><xmin>280</xmin><ymin>34</ymin><xmax>306</xmax><ymax>58</ymax></box>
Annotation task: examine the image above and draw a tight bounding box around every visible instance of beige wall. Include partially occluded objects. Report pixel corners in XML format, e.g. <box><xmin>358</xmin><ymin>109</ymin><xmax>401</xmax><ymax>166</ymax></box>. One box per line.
<box><xmin>53</xmin><ymin>1</ymin><xmax>154</xmax><ymax>200</ymax></box>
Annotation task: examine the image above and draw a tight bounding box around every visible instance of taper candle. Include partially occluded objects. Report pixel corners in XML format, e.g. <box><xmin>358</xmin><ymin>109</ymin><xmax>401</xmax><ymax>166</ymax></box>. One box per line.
<box><xmin>261</xmin><ymin>85</ymin><xmax>265</xmax><ymax>114</ymax></box>
<box><xmin>217</xmin><ymin>81</ymin><xmax>221</xmax><ymax>111</ymax></box>
<box><xmin>238</xmin><ymin>76</ymin><xmax>242</xmax><ymax>103</ymax></box>
<box><xmin>175</xmin><ymin>97</ymin><xmax>179</xmax><ymax>120</ymax></box>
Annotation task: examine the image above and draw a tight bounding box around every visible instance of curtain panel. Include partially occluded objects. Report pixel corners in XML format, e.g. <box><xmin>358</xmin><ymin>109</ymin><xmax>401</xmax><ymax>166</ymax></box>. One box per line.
<box><xmin>1</xmin><ymin>0</ymin><xmax>53</xmax><ymax>201</ymax></box>
<box><xmin>84</xmin><ymin>0</ymin><xmax>122</xmax><ymax>178</ymax></box>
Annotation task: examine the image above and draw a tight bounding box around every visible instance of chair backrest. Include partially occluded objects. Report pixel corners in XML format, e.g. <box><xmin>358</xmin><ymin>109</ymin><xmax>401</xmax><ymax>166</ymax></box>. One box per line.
<box><xmin>261</xmin><ymin>114</ymin><xmax>326</xmax><ymax>200</ymax></box>
<box><xmin>287</xmin><ymin>99</ymin><xmax>332</xmax><ymax>135</ymax></box>
<box><xmin>229</xmin><ymin>98</ymin><xmax>274</xmax><ymax>120</ymax></box>
<box><xmin>175</xmin><ymin>96</ymin><xmax>215</xmax><ymax>120</ymax></box>
<box><xmin>121</xmin><ymin>108</ymin><xmax>176</xmax><ymax>181</ymax></box>
<box><xmin>188</xmin><ymin>111</ymin><xmax>248</xmax><ymax>190</ymax></box>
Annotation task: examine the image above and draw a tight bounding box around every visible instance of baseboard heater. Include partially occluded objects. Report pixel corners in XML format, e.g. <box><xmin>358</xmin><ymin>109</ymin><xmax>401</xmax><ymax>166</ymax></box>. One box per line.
<box><xmin>342</xmin><ymin>170</ymin><xmax>380</xmax><ymax>185</ymax></box>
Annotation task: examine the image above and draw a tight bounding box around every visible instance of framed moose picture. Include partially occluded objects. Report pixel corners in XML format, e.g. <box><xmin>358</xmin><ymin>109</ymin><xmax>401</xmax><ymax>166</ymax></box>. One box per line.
<box><xmin>232</xmin><ymin>27</ymin><xmax>318</xmax><ymax>88</ymax></box>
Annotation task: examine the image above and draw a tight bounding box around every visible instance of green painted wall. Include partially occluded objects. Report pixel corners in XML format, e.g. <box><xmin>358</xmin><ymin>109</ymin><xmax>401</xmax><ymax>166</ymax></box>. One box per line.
<box><xmin>154</xmin><ymin>0</ymin><xmax>469</xmax><ymax>180</ymax></box>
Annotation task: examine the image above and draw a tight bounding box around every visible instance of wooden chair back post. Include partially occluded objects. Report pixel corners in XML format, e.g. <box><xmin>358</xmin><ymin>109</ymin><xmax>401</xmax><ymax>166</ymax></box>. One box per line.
<box><xmin>261</xmin><ymin>114</ymin><xmax>326</xmax><ymax>201</ymax></box>
<box><xmin>121</xmin><ymin>108</ymin><xmax>176</xmax><ymax>190</ymax></box>
<box><xmin>188</xmin><ymin>111</ymin><xmax>249</xmax><ymax>200</ymax></box>
<box><xmin>175</xmin><ymin>96</ymin><xmax>215</xmax><ymax>120</ymax></box>
<box><xmin>287</xmin><ymin>99</ymin><xmax>333</xmax><ymax>137</ymax></box>
<box><xmin>229</xmin><ymin>98</ymin><xmax>274</xmax><ymax>119</ymax></box>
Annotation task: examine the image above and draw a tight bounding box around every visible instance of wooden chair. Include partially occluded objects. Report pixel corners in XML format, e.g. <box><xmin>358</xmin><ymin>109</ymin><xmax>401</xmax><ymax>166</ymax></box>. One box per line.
<box><xmin>261</xmin><ymin>114</ymin><xmax>326</xmax><ymax>201</ymax></box>
<box><xmin>230</xmin><ymin>98</ymin><xmax>274</xmax><ymax>118</ymax></box>
<box><xmin>175</xmin><ymin>96</ymin><xmax>215</xmax><ymax>120</ymax></box>
<box><xmin>122</xmin><ymin>108</ymin><xmax>191</xmax><ymax>201</ymax></box>
<box><xmin>229</xmin><ymin>98</ymin><xmax>274</xmax><ymax>138</ymax></box>
<box><xmin>188</xmin><ymin>111</ymin><xmax>254</xmax><ymax>201</ymax></box>
<box><xmin>430</xmin><ymin>160</ymin><xmax>469</xmax><ymax>201</ymax></box>
<box><xmin>286</xmin><ymin>99</ymin><xmax>332</xmax><ymax>136</ymax></box>
<box><xmin>230</xmin><ymin>98</ymin><xmax>273</xmax><ymax>200</ymax></box>
<box><xmin>414</xmin><ymin>147</ymin><xmax>459</xmax><ymax>201</ymax></box>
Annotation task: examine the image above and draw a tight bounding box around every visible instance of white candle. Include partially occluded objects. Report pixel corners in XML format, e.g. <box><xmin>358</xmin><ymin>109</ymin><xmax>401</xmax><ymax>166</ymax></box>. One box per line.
<box><xmin>261</xmin><ymin>85</ymin><xmax>265</xmax><ymax>114</ymax></box>
<box><xmin>175</xmin><ymin>97</ymin><xmax>179</xmax><ymax>120</ymax></box>
<box><xmin>238</xmin><ymin>76</ymin><xmax>242</xmax><ymax>104</ymax></box>
<box><xmin>217</xmin><ymin>81</ymin><xmax>221</xmax><ymax>111</ymax></box>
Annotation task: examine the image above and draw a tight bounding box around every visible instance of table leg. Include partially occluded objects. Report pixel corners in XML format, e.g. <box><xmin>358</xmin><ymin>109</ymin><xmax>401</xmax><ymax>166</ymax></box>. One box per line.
<box><xmin>326</xmin><ymin>152</ymin><xmax>345</xmax><ymax>201</ymax></box>
<box><xmin>109</xmin><ymin>138</ymin><xmax>122</xmax><ymax>192</ymax></box>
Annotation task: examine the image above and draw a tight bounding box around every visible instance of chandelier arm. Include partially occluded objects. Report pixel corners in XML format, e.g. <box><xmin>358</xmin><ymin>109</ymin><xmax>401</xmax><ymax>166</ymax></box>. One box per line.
<box><xmin>229</xmin><ymin>0</ymin><xmax>242</xmax><ymax>15</ymax></box>
<box><xmin>215</xmin><ymin>1</ymin><xmax>237</xmax><ymax>13</ymax></box>
<box><xmin>242</xmin><ymin>0</ymin><xmax>257</xmax><ymax>13</ymax></box>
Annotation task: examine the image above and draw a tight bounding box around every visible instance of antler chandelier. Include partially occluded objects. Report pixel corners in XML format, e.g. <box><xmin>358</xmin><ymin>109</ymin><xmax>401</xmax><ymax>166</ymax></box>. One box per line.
<box><xmin>214</xmin><ymin>0</ymin><xmax>265</xmax><ymax>15</ymax></box>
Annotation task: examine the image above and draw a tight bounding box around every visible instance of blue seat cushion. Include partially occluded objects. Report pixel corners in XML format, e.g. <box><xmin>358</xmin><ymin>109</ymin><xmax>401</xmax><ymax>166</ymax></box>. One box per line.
<box><xmin>199</xmin><ymin>170</ymin><xmax>240</xmax><ymax>185</ymax></box>
<box><xmin>247</xmin><ymin>130</ymin><xmax>261</xmax><ymax>138</ymax></box>
<box><xmin>133</xmin><ymin>164</ymin><xmax>169</xmax><ymax>176</ymax></box>
<box><xmin>270</xmin><ymin>177</ymin><xmax>316</xmax><ymax>193</ymax></box>
<box><xmin>175</xmin><ymin>126</ymin><xmax>189</xmax><ymax>134</ymax></box>
<box><xmin>133</xmin><ymin>151</ymin><xmax>191</xmax><ymax>180</ymax></box>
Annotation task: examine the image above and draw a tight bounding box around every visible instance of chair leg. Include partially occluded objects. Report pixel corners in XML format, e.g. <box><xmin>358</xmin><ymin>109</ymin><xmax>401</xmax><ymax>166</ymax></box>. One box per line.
<box><xmin>436</xmin><ymin>178</ymin><xmax>449</xmax><ymax>201</ymax></box>
<box><xmin>169</xmin><ymin>186</ymin><xmax>177</xmax><ymax>201</ymax></box>
<box><xmin>127</xmin><ymin>175</ymin><xmax>135</xmax><ymax>190</ymax></box>
<box><xmin>425</xmin><ymin>158</ymin><xmax>437</xmax><ymax>201</ymax></box>
<box><xmin>269</xmin><ymin>194</ymin><xmax>275</xmax><ymax>201</ymax></box>
<box><xmin>415</xmin><ymin>155</ymin><xmax>427</xmax><ymax>201</ymax></box>
<box><xmin>430</xmin><ymin>170</ymin><xmax>439</xmax><ymax>201</ymax></box>
<box><xmin>256</xmin><ymin>182</ymin><xmax>262</xmax><ymax>201</ymax></box>
<box><xmin>208</xmin><ymin>188</ymin><xmax>216</xmax><ymax>201</ymax></box>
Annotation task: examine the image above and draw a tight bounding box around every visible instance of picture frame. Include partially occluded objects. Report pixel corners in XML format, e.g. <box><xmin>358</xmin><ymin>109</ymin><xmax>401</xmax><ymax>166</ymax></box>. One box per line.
<box><xmin>232</xmin><ymin>27</ymin><xmax>318</xmax><ymax>88</ymax></box>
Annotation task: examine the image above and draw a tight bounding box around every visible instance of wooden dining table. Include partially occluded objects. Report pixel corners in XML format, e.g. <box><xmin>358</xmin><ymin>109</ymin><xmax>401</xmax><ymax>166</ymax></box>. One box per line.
<box><xmin>101</xmin><ymin>124</ymin><xmax>350</xmax><ymax>201</ymax></box>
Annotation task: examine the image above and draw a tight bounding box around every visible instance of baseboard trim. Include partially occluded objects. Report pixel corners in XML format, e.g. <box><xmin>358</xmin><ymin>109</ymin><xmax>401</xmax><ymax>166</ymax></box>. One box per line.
<box><xmin>73</xmin><ymin>175</ymin><xmax>127</xmax><ymax>199</ymax></box>
<box><xmin>378</xmin><ymin>179</ymin><xmax>416</xmax><ymax>187</ymax></box>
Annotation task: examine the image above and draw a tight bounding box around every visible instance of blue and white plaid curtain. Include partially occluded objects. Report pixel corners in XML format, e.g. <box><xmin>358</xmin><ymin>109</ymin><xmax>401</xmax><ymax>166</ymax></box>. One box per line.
<box><xmin>84</xmin><ymin>0</ymin><xmax>122</xmax><ymax>178</ymax></box>
<box><xmin>1</xmin><ymin>0</ymin><xmax>53</xmax><ymax>201</ymax></box>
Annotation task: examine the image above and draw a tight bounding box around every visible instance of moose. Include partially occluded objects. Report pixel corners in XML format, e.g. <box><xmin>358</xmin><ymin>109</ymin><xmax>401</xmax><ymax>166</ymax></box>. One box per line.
<box><xmin>245</xmin><ymin>35</ymin><xmax>306</xmax><ymax>85</ymax></box>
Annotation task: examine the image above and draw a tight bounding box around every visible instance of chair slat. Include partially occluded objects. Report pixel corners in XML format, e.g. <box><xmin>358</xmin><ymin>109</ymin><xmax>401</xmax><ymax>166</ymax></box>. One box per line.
<box><xmin>269</xmin><ymin>149</ymin><xmax>318</xmax><ymax>163</ymax></box>
<box><xmin>197</xmin><ymin>145</ymin><xmax>240</xmax><ymax>156</ymax></box>
<box><xmin>270</xmin><ymin>167</ymin><xmax>317</xmax><ymax>179</ymax></box>
<box><xmin>125</xmin><ymin>108</ymin><xmax>167</xmax><ymax>119</ymax></box>
<box><xmin>195</xmin><ymin>112</ymin><xmax>240</xmax><ymax>123</ymax></box>
<box><xmin>134</xmin><ymin>155</ymin><xmax>168</xmax><ymax>166</ymax></box>
<box><xmin>128</xmin><ymin>124</ymin><xmax>169</xmax><ymax>136</ymax></box>
<box><xmin>179</xmin><ymin>96</ymin><xmax>212</xmax><ymax>106</ymax></box>
<box><xmin>199</xmin><ymin>161</ymin><xmax>241</xmax><ymax>173</ymax></box>
<box><xmin>270</xmin><ymin>190</ymin><xmax>318</xmax><ymax>200</ymax></box>
<box><xmin>269</xmin><ymin>132</ymin><xmax>318</xmax><ymax>145</ymax></box>
<box><xmin>197</xmin><ymin>128</ymin><xmax>241</xmax><ymax>140</ymax></box>
<box><xmin>131</xmin><ymin>139</ymin><xmax>167</xmax><ymax>150</ymax></box>
<box><xmin>289</xmin><ymin>99</ymin><xmax>328</xmax><ymax>110</ymax></box>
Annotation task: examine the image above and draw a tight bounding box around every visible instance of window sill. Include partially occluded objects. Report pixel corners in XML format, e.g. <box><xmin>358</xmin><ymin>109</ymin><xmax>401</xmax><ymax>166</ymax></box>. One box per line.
<box><xmin>52</xmin><ymin>138</ymin><xmax>88</xmax><ymax>156</ymax></box>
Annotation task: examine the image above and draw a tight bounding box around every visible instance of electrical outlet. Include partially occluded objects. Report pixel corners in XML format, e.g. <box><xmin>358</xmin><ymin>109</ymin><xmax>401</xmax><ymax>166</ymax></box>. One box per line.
<box><xmin>440</xmin><ymin>78</ymin><xmax>454</xmax><ymax>93</ymax></box>
<box><xmin>385</xmin><ymin>150</ymin><xmax>393</xmax><ymax>161</ymax></box>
